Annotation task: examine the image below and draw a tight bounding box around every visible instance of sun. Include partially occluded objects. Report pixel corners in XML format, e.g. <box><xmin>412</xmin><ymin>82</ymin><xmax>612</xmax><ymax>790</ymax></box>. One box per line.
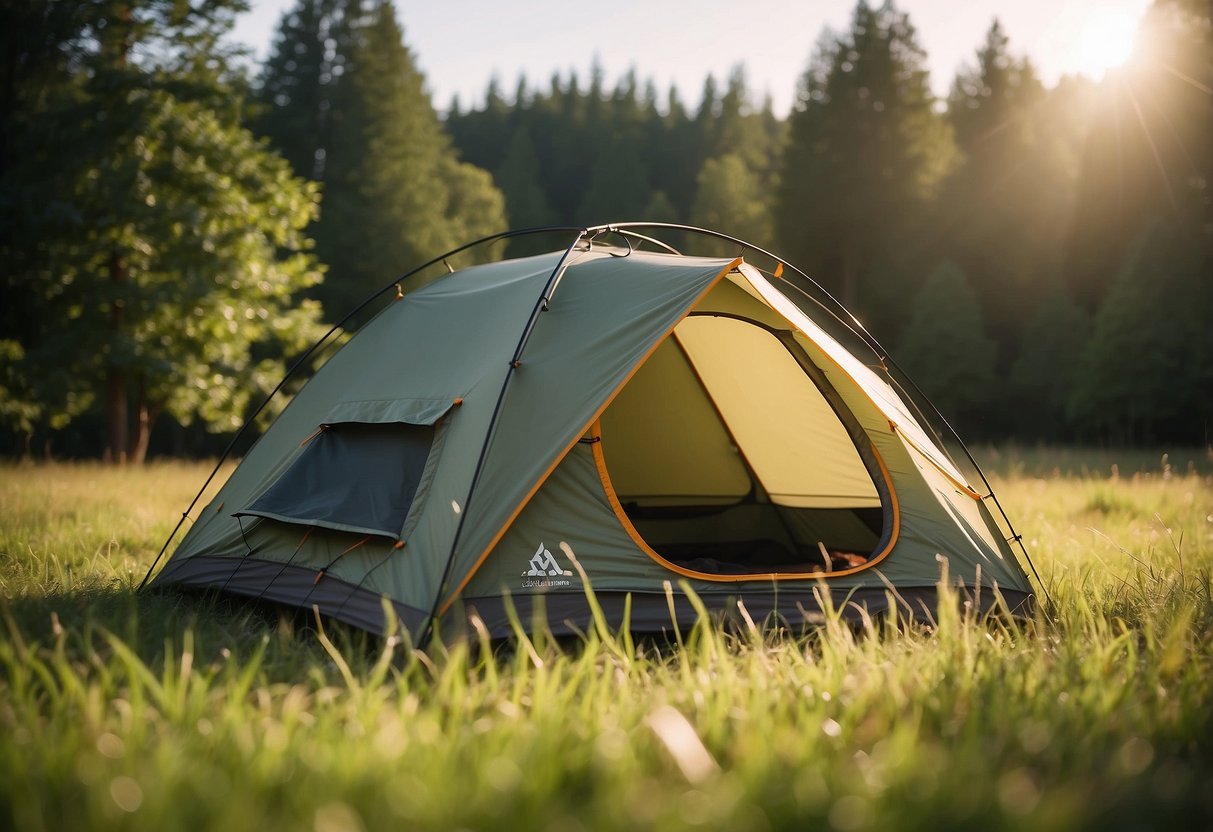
<box><xmin>1075</xmin><ymin>9</ymin><xmax>1139</xmax><ymax>77</ymax></box>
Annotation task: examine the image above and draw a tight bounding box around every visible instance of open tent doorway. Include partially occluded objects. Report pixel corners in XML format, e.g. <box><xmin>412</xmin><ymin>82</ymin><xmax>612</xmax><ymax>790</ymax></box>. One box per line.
<box><xmin>593</xmin><ymin>274</ymin><xmax>894</xmax><ymax>578</ymax></box>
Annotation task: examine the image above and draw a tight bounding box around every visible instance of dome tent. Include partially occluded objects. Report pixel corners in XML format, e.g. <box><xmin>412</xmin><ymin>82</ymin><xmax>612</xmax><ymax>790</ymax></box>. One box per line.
<box><xmin>146</xmin><ymin>224</ymin><xmax>1039</xmax><ymax>643</ymax></box>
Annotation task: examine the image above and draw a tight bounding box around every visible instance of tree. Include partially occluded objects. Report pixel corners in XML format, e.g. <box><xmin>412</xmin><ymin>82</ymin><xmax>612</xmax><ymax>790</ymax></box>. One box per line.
<box><xmin>0</xmin><ymin>1</ymin><xmax>325</xmax><ymax>462</ymax></box>
<box><xmin>1064</xmin><ymin>0</ymin><xmax>1212</xmax><ymax>309</ymax></box>
<box><xmin>895</xmin><ymin>262</ymin><xmax>996</xmax><ymax>430</ymax></box>
<box><xmin>1058</xmin><ymin>0</ymin><xmax>1211</xmax><ymax>444</ymax></box>
<box><xmin>938</xmin><ymin>20</ymin><xmax>1074</xmax><ymax>352</ymax></box>
<box><xmin>709</xmin><ymin>66</ymin><xmax>784</xmax><ymax>178</ymax></box>
<box><xmin>495</xmin><ymin>128</ymin><xmax>554</xmax><ymax>229</ymax></box>
<box><xmin>1067</xmin><ymin>223</ymin><xmax>1211</xmax><ymax>443</ymax></box>
<box><xmin>690</xmin><ymin>154</ymin><xmax>774</xmax><ymax>252</ymax></box>
<box><xmin>575</xmin><ymin>131</ymin><xmax>652</xmax><ymax>224</ymax></box>
<box><xmin>446</xmin><ymin>65</ymin><xmax>785</xmax><ymax>242</ymax></box>
<box><xmin>1006</xmin><ymin>289</ymin><xmax>1089</xmax><ymax>440</ymax></box>
<box><xmin>642</xmin><ymin>190</ymin><xmax>679</xmax><ymax>223</ymax></box>
<box><xmin>258</xmin><ymin>0</ymin><xmax>506</xmax><ymax>322</ymax></box>
<box><xmin>253</xmin><ymin>0</ymin><xmax>343</xmax><ymax>181</ymax></box>
<box><xmin>777</xmin><ymin>0</ymin><xmax>955</xmax><ymax>332</ymax></box>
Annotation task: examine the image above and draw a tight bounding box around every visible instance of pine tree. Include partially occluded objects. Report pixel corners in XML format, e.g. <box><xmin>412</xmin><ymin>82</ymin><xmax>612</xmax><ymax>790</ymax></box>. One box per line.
<box><xmin>256</xmin><ymin>0</ymin><xmax>506</xmax><ymax>323</ymax></box>
<box><xmin>495</xmin><ymin>128</ymin><xmax>554</xmax><ymax>229</ymax></box>
<box><xmin>446</xmin><ymin>65</ymin><xmax>785</xmax><ymax>239</ymax></box>
<box><xmin>1007</xmin><ymin>289</ymin><xmax>1089</xmax><ymax>440</ymax></box>
<box><xmin>1064</xmin><ymin>0</ymin><xmax>1212</xmax><ymax>309</ymax></box>
<box><xmin>1058</xmin><ymin>0</ymin><xmax>1211</xmax><ymax>443</ymax></box>
<box><xmin>575</xmin><ymin>132</ymin><xmax>651</xmax><ymax>224</ymax></box>
<box><xmin>642</xmin><ymin>190</ymin><xmax>679</xmax><ymax>223</ymax></box>
<box><xmin>777</xmin><ymin>0</ymin><xmax>955</xmax><ymax>332</ymax></box>
<box><xmin>938</xmin><ymin>20</ymin><xmax>1074</xmax><ymax>354</ymax></box>
<box><xmin>653</xmin><ymin>85</ymin><xmax>701</xmax><ymax>214</ymax></box>
<box><xmin>895</xmin><ymin>262</ymin><xmax>996</xmax><ymax>430</ymax></box>
<box><xmin>691</xmin><ymin>154</ymin><xmax>774</xmax><ymax>252</ymax></box>
<box><xmin>1067</xmin><ymin>223</ymin><xmax>1210</xmax><ymax>443</ymax></box>
<box><xmin>254</xmin><ymin>0</ymin><xmax>343</xmax><ymax>181</ymax></box>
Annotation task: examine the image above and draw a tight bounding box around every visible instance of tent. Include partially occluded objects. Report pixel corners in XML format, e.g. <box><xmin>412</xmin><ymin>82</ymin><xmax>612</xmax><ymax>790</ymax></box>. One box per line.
<box><xmin>149</xmin><ymin>224</ymin><xmax>1038</xmax><ymax>642</ymax></box>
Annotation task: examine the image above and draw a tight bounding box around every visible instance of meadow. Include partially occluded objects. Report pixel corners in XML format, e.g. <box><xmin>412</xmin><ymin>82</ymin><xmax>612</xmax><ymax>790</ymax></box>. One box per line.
<box><xmin>0</xmin><ymin>450</ymin><xmax>1210</xmax><ymax>831</ymax></box>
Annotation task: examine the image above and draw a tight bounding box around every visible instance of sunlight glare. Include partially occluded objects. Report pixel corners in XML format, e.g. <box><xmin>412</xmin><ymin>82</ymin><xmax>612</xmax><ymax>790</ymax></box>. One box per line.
<box><xmin>1076</xmin><ymin>9</ymin><xmax>1138</xmax><ymax>77</ymax></box>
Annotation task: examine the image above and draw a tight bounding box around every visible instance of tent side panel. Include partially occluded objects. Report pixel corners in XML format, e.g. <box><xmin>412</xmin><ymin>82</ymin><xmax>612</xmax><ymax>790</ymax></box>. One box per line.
<box><xmin>156</xmin><ymin>252</ymin><xmax>569</xmax><ymax>627</ymax></box>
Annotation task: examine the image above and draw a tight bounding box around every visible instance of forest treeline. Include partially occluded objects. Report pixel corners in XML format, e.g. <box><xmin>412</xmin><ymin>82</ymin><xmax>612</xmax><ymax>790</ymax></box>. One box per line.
<box><xmin>2</xmin><ymin>0</ymin><xmax>1210</xmax><ymax>461</ymax></box>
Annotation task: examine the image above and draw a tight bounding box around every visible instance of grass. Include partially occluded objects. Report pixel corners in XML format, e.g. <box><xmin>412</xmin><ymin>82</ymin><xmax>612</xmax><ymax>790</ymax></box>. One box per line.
<box><xmin>1</xmin><ymin>454</ymin><xmax>1211</xmax><ymax>831</ymax></box>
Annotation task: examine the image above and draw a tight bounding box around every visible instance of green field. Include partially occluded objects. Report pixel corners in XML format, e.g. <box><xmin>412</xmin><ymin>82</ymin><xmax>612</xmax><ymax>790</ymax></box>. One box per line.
<box><xmin>1</xmin><ymin>451</ymin><xmax>1211</xmax><ymax>831</ymax></box>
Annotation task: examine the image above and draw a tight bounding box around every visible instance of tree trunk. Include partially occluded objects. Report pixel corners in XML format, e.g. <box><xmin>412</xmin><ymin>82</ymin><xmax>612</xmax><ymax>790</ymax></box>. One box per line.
<box><xmin>101</xmin><ymin>10</ymin><xmax>134</xmax><ymax>464</ymax></box>
<box><xmin>105</xmin><ymin>368</ymin><xmax>128</xmax><ymax>464</ymax></box>
<box><xmin>128</xmin><ymin>376</ymin><xmax>159</xmax><ymax>465</ymax></box>
<box><xmin>104</xmin><ymin>251</ymin><xmax>128</xmax><ymax>464</ymax></box>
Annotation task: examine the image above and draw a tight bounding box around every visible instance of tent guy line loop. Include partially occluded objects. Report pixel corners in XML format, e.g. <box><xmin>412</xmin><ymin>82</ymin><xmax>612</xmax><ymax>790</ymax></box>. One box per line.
<box><xmin>610</xmin><ymin>228</ymin><xmax>680</xmax><ymax>255</ymax></box>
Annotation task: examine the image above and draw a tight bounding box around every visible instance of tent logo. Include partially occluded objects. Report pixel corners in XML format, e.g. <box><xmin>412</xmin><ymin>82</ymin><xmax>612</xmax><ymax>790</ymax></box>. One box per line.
<box><xmin>522</xmin><ymin>543</ymin><xmax>573</xmax><ymax>588</ymax></box>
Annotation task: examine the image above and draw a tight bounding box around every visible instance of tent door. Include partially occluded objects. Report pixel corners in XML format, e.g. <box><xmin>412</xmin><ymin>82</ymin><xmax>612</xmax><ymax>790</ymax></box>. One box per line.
<box><xmin>595</xmin><ymin>314</ymin><xmax>892</xmax><ymax>577</ymax></box>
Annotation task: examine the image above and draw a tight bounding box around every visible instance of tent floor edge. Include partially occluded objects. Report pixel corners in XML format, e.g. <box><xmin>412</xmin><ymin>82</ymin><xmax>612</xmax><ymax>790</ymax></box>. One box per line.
<box><xmin>461</xmin><ymin>587</ymin><xmax>1035</xmax><ymax>639</ymax></box>
<box><xmin>153</xmin><ymin>555</ymin><xmax>428</xmax><ymax>638</ymax></box>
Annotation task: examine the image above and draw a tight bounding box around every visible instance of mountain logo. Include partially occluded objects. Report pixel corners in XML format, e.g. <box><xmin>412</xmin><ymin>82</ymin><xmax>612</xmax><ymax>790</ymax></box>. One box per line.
<box><xmin>524</xmin><ymin>543</ymin><xmax>572</xmax><ymax>577</ymax></box>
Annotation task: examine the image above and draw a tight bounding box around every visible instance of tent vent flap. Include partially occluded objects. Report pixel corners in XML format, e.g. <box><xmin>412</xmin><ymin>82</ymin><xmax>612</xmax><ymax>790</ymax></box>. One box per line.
<box><xmin>236</xmin><ymin>398</ymin><xmax>453</xmax><ymax>539</ymax></box>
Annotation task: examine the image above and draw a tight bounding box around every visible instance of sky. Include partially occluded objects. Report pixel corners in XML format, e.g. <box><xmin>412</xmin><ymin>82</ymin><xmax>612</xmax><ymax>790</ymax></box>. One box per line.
<box><xmin>229</xmin><ymin>0</ymin><xmax>1152</xmax><ymax>116</ymax></box>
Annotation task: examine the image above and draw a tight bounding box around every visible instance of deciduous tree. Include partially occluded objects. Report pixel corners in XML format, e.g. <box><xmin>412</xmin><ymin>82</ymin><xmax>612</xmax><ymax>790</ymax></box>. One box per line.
<box><xmin>0</xmin><ymin>1</ymin><xmax>325</xmax><ymax>461</ymax></box>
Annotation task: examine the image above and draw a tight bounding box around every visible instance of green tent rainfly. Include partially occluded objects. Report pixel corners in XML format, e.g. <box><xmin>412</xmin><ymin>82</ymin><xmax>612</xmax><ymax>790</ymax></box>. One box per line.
<box><xmin>151</xmin><ymin>227</ymin><xmax>1035</xmax><ymax>641</ymax></box>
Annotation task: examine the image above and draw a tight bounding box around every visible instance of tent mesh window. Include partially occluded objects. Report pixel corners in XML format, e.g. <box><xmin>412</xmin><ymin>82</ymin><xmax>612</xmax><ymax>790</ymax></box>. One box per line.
<box><xmin>237</xmin><ymin>422</ymin><xmax>434</xmax><ymax>539</ymax></box>
<box><xmin>599</xmin><ymin>314</ymin><xmax>886</xmax><ymax>575</ymax></box>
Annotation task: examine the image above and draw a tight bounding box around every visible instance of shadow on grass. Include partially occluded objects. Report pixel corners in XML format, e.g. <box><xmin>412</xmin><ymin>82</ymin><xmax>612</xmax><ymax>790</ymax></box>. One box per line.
<box><xmin>0</xmin><ymin>582</ymin><xmax>385</xmax><ymax>683</ymax></box>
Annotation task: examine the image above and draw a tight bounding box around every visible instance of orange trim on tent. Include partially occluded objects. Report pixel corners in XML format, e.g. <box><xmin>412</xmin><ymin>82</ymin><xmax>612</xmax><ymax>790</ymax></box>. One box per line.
<box><xmin>590</xmin><ymin>419</ymin><xmax>901</xmax><ymax>582</ymax></box>
<box><xmin>436</xmin><ymin>257</ymin><xmax>744</xmax><ymax>614</ymax></box>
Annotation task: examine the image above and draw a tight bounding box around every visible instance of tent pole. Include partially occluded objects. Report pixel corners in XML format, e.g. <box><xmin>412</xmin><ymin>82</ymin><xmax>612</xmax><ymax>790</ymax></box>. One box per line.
<box><xmin>418</xmin><ymin>228</ymin><xmax>590</xmax><ymax>649</ymax></box>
